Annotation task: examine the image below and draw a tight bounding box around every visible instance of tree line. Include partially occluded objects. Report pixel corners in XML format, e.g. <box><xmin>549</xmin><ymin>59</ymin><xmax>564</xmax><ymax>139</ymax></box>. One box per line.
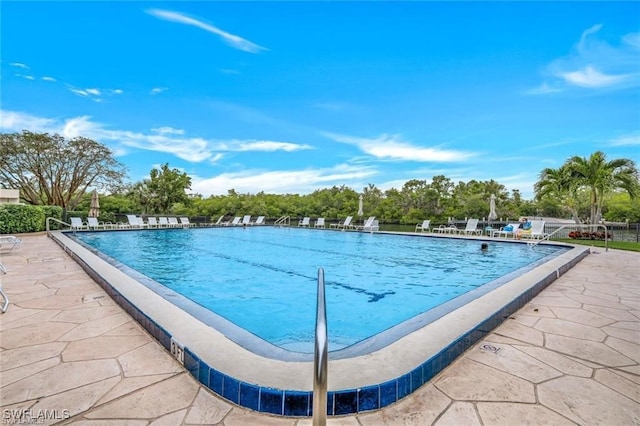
<box><xmin>2</xmin><ymin>131</ymin><xmax>639</xmax><ymax>224</ymax></box>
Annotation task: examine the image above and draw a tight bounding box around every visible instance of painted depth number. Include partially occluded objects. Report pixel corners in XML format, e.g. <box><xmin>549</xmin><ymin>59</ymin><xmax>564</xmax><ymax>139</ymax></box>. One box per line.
<box><xmin>170</xmin><ymin>337</ymin><xmax>185</xmax><ymax>365</ymax></box>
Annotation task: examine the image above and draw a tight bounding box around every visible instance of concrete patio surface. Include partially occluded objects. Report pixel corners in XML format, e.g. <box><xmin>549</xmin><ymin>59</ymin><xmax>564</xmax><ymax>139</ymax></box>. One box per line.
<box><xmin>0</xmin><ymin>233</ymin><xmax>638</xmax><ymax>425</ymax></box>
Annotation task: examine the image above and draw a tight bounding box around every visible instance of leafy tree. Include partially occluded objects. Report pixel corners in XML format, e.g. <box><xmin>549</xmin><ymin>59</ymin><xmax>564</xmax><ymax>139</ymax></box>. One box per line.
<box><xmin>0</xmin><ymin>131</ymin><xmax>127</xmax><ymax>210</ymax></box>
<box><xmin>535</xmin><ymin>165</ymin><xmax>581</xmax><ymax>223</ymax></box>
<box><xmin>135</xmin><ymin>163</ymin><xmax>192</xmax><ymax>214</ymax></box>
<box><xmin>565</xmin><ymin>151</ymin><xmax>639</xmax><ymax>223</ymax></box>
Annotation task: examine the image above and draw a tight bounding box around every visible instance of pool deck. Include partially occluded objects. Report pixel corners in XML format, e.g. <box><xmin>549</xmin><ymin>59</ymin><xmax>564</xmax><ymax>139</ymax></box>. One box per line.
<box><xmin>1</xmin><ymin>233</ymin><xmax>639</xmax><ymax>425</ymax></box>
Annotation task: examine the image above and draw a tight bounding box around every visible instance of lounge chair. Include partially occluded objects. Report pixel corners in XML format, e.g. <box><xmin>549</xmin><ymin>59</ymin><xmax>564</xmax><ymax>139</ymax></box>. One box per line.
<box><xmin>330</xmin><ymin>216</ymin><xmax>354</xmax><ymax>229</ymax></box>
<box><xmin>415</xmin><ymin>220</ymin><xmax>431</xmax><ymax>233</ymax></box>
<box><xmin>229</xmin><ymin>216</ymin><xmax>242</xmax><ymax>226</ymax></box>
<box><xmin>158</xmin><ymin>217</ymin><xmax>169</xmax><ymax>227</ymax></box>
<box><xmin>168</xmin><ymin>217</ymin><xmax>180</xmax><ymax>227</ymax></box>
<box><xmin>252</xmin><ymin>216</ymin><xmax>266</xmax><ymax>226</ymax></box>
<box><xmin>213</xmin><ymin>215</ymin><xmax>225</xmax><ymax>226</ymax></box>
<box><xmin>492</xmin><ymin>223</ymin><xmax>520</xmax><ymax>238</ymax></box>
<box><xmin>87</xmin><ymin>217</ymin><xmax>112</xmax><ymax>230</ymax></box>
<box><xmin>242</xmin><ymin>215</ymin><xmax>252</xmax><ymax>226</ymax></box>
<box><xmin>0</xmin><ymin>236</ymin><xmax>22</xmax><ymax>252</ymax></box>
<box><xmin>457</xmin><ymin>218</ymin><xmax>482</xmax><ymax>236</ymax></box>
<box><xmin>521</xmin><ymin>220</ymin><xmax>548</xmax><ymax>240</ymax></box>
<box><xmin>355</xmin><ymin>216</ymin><xmax>378</xmax><ymax>231</ymax></box>
<box><xmin>298</xmin><ymin>217</ymin><xmax>310</xmax><ymax>227</ymax></box>
<box><xmin>0</xmin><ymin>262</ymin><xmax>8</xmax><ymax>312</ymax></box>
<box><xmin>314</xmin><ymin>218</ymin><xmax>325</xmax><ymax>228</ymax></box>
<box><xmin>179</xmin><ymin>217</ymin><xmax>192</xmax><ymax>228</ymax></box>
<box><xmin>126</xmin><ymin>214</ymin><xmax>141</xmax><ymax>228</ymax></box>
<box><xmin>433</xmin><ymin>224</ymin><xmax>457</xmax><ymax>234</ymax></box>
<box><xmin>70</xmin><ymin>217</ymin><xmax>86</xmax><ymax>230</ymax></box>
<box><xmin>147</xmin><ymin>217</ymin><xmax>159</xmax><ymax>228</ymax></box>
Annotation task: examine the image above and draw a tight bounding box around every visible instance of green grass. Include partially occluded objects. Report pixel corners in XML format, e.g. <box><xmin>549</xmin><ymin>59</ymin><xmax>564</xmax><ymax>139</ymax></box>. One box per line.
<box><xmin>554</xmin><ymin>238</ymin><xmax>640</xmax><ymax>252</ymax></box>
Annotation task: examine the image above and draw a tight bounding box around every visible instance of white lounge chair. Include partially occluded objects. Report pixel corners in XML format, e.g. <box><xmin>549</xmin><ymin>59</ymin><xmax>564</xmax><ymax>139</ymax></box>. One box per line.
<box><xmin>355</xmin><ymin>216</ymin><xmax>378</xmax><ymax>231</ymax></box>
<box><xmin>179</xmin><ymin>217</ymin><xmax>192</xmax><ymax>228</ymax></box>
<box><xmin>158</xmin><ymin>217</ymin><xmax>169</xmax><ymax>227</ymax></box>
<box><xmin>70</xmin><ymin>217</ymin><xmax>86</xmax><ymax>230</ymax></box>
<box><xmin>229</xmin><ymin>216</ymin><xmax>242</xmax><ymax>226</ymax></box>
<box><xmin>242</xmin><ymin>215</ymin><xmax>252</xmax><ymax>226</ymax></box>
<box><xmin>87</xmin><ymin>217</ymin><xmax>112</xmax><ymax>230</ymax></box>
<box><xmin>213</xmin><ymin>215</ymin><xmax>225</xmax><ymax>226</ymax></box>
<box><xmin>330</xmin><ymin>216</ymin><xmax>354</xmax><ymax>229</ymax></box>
<box><xmin>415</xmin><ymin>220</ymin><xmax>431</xmax><ymax>233</ymax></box>
<box><xmin>0</xmin><ymin>236</ymin><xmax>22</xmax><ymax>252</ymax></box>
<box><xmin>314</xmin><ymin>218</ymin><xmax>325</xmax><ymax>228</ymax></box>
<box><xmin>252</xmin><ymin>216</ymin><xmax>265</xmax><ymax>226</ymax></box>
<box><xmin>493</xmin><ymin>223</ymin><xmax>520</xmax><ymax>238</ymax></box>
<box><xmin>521</xmin><ymin>220</ymin><xmax>548</xmax><ymax>240</ymax></box>
<box><xmin>457</xmin><ymin>218</ymin><xmax>482</xmax><ymax>236</ymax></box>
<box><xmin>147</xmin><ymin>217</ymin><xmax>159</xmax><ymax>228</ymax></box>
<box><xmin>168</xmin><ymin>217</ymin><xmax>180</xmax><ymax>227</ymax></box>
<box><xmin>433</xmin><ymin>224</ymin><xmax>457</xmax><ymax>234</ymax></box>
<box><xmin>126</xmin><ymin>214</ymin><xmax>141</xmax><ymax>228</ymax></box>
<box><xmin>0</xmin><ymin>262</ymin><xmax>8</xmax><ymax>312</ymax></box>
<box><xmin>298</xmin><ymin>217</ymin><xmax>310</xmax><ymax>227</ymax></box>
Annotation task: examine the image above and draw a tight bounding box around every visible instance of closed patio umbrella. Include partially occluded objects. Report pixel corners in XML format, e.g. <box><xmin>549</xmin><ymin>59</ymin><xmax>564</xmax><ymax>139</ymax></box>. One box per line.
<box><xmin>88</xmin><ymin>190</ymin><xmax>100</xmax><ymax>218</ymax></box>
<box><xmin>357</xmin><ymin>194</ymin><xmax>364</xmax><ymax>224</ymax></box>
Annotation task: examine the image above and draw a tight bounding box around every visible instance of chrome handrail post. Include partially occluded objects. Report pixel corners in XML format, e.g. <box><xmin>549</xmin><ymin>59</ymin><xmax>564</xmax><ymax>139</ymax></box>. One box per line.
<box><xmin>313</xmin><ymin>268</ymin><xmax>328</xmax><ymax>426</ymax></box>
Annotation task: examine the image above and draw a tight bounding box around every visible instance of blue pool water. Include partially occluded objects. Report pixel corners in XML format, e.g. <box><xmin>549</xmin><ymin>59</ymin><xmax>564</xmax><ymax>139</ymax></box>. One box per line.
<box><xmin>73</xmin><ymin>227</ymin><xmax>567</xmax><ymax>353</ymax></box>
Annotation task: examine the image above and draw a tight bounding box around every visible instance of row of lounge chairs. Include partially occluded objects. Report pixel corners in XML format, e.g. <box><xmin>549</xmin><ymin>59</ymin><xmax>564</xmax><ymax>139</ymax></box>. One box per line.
<box><xmin>297</xmin><ymin>215</ymin><xmax>380</xmax><ymax>231</ymax></box>
<box><xmin>70</xmin><ymin>215</ymin><xmax>193</xmax><ymax>230</ymax></box>
<box><xmin>215</xmin><ymin>215</ymin><xmax>266</xmax><ymax>226</ymax></box>
<box><xmin>415</xmin><ymin>218</ymin><xmax>549</xmax><ymax>240</ymax></box>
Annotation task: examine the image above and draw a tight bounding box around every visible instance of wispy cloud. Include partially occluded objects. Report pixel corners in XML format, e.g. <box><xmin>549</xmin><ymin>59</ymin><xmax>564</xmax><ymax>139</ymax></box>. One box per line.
<box><xmin>0</xmin><ymin>110</ymin><xmax>314</xmax><ymax>164</ymax></box>
<box><xmin>326</xmin><ymin>133</ymin><xmax>477</xmax><ymax>162</ymax></box>
<box><xmin>191</xmin><ymin>164</ymin><xmax>376</xmax><ymax>196</ymax></box>
<box><xmin>147</xmin><ymin>9</ymin><xmax>267</xmax><ymax>54</ymax></box>
<box><xmin>608</xmin><ymin>132</ymin><xmax>640</xmax><ymax>147</ymax></box>
<box><xmin>150</xmin><ymin>87</ymin><xmax>168</xmax><ymax>95</ymax></box>
<box><xmin>10</xmin><ymin>62</ymin><xmax>29</xmax><ymax>69</ymax></box>
<box><xmin>42</xmin><ymin>76</ymin><xmax>57</xmax><ymax>82</ymax></box>
<box><xmin>67</xmin><ymin>85</ymin><xmax>123</xmax><ymax>102</ymax></box>
<box><xmin>530</xmin><ymin>24</ymin><xmax>640</xmax><ymax>94</ymax></box>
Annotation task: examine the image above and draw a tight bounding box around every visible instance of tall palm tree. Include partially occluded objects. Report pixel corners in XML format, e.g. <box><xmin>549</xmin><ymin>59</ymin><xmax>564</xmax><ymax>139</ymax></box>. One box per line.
<box><xmin>566</xmin><ymin>151</ymin><xmax>639</xmax><ymax>224</ymax></box>
<box><xmin>535</xmin><ymin>164</ymin><xmax>581</xmax><ymax>223</ymax></box>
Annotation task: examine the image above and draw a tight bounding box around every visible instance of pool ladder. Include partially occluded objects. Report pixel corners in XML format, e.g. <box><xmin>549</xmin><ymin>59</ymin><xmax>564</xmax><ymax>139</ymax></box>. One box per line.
<box><xmin>313</xmin><ymin>268</ymin><xmax>328</xmax><ymax>426</ymax></box>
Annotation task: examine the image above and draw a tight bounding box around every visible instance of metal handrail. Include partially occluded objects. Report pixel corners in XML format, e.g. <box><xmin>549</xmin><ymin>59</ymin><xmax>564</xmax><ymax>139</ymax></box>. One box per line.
<box><xmin>46</xmin><ymin>217</ymin><xmax>73</xmax><ymax>234</ymax></box>
<box><xmin>274</xmin><ymin>215</ymin><xmax>290</xmax><ymax>227</ymax></box>
<box><xmin>529</xmin><ymin>223</ymin><xmax>609</xmax><ymax>251</ymax></box>
<box><xmin>313</xmin><ymin>268</ymin><xmax>328</xmax><ymax>426</ymax></box>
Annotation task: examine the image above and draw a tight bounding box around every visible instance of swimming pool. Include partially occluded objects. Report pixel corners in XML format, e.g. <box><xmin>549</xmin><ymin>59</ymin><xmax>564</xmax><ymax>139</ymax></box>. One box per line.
<box><xmin>72</xmin><ymin>227</ymin><xmax>567</xmax><ymax>355</ymax></box>
<box><xmin>51</xmin><ymin>227</ymin><xmax>589</xmax><ymax>416</ymax></box>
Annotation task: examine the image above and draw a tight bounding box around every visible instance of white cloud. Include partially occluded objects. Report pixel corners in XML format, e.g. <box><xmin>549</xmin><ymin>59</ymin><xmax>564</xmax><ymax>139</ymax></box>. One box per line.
<box><xmin>608</xmin><ymin>133</ymin><xmax>640</xmax><ymax>147</ymax></box>
<box><xmin>0</xmin><ymin>110</ymin><xmax>316</xmax><ymax>164</ymax></box>
<box><xmin>10</xmin><ymin>62</ymin><xmax>29</xmax><ymax>69</ymax></box>
<box><xmin>150</xmin><ymin>87</ymin><xmax>168</xmax><ymax>95</ymax></box>
<box><xmin>560</xmin><ymin>65</ymin><xmax>630</xmax><ymax>88</ymax></box>
<box><xmin>190</xmin><ymin>164</ymin><xmax>376</xmax><ymax>196</ymax></box>
<box><xmin>326</xmin><ymin>133</ymin><xmax>477</xmax><ymax>162</ymax></box>
<box><xmin>532</xmin><ymin>25</ymin><xmax>640</xmax><ymax>93</ymax></box>
<box><xmin>42</xmin><ymin>76</ymin><xmax>57</xmax><ymax>82</ymax></box>
<box><xmin>147</xmin><ymin>9</ymin><xmax>267</xmax><ymax>53</ymax></box>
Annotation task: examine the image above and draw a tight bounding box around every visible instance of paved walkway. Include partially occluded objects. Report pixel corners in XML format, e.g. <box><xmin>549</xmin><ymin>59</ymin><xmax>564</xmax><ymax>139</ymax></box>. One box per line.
<box><xmin>0</xmin><ymin>234</ymin><xmax>638</xmax><ymax>425</ymax></box>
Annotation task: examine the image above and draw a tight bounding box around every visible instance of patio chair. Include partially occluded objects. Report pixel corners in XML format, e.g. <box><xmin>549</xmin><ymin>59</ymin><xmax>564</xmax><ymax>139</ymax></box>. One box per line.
<box><xmin>87</xmin><ymin>217</ymin><xmax>112</xmax><ymax>230</ymax></box>
<box><xmin>229</xmin><ymin>216</ymin><xmax>242</xmax><ymax>226</ymax></box>
<box><xmin>314</xmin><ymin>218</ymin><xmax>325</xmax><ymax>228</ymax></box>
<box><xmin>298</xmin><ymin>217</ymin><xmax>310</xmax><ymax>227</ymax></box>
<box><xmin>168</xmin><ymin>217</ymin><xmax>180</xmax><ymax>227</ymax></box>
<box><xmin>492</xmin><ymin>223</ymin><xmax>520</xmax><ymax>238</ymax></box>
<box><xmin>355</xmin><ymin>216</ymin><xmax>378</xmax><ymax>231</ymax></box>
<box><xmin>126</xmin><ymin>214</ymin><xmax>141</xmax><ymax>228</ymax></box>
<box><xmin>433</xmin><ymin>224</ymin><xmax>457</xmax><ymax>234</ymax></box>
<box><xmin>0</xmin><ymin>236</ymin><xmax>22</xmax><ymax>252</ymax></box>
<box><xmin>70</xmin><ymin>217</ymin><xmax>87</xmax><ymax>230</ymax></box>
<box><xmin>252</xmin><ymin>216</ymin><xmax>266</xmax><ymax>225</ymax></box>
<box><xmin>158</xmin><ymin>217</ymin><xmax>169</xmax><ymax>227</ymax></box>
<box><xmin>0</xmin><ymin>262</ymin><xmax>8</xmax><ymax>313</ymax></box>
<box><xmin>415</xmin><ymin>220</ymin><xmax>431</xmax><ymax>233</ymax></box>
<box><xmin>179</xmin><ymin>217</ymin><xmax>192</xmax><ymax>228</ymax></box>
<box><xmin>330</xmin><ymin>216</ymin><xmax>354</xmax><ymax>229</ymax></box>
<box><xmin>147</xmin><ymin>217</ymin><xmax>159</xmax><ymax>228</ymax></box>
<box><xmin>521</xmin><ymin>220</ymin><xmax>548</xmax><ymax>240</ymax></box>
<box><xmin>242</xmin><ymin>215</ymin><xmax>252</xmax><ymax>226</ymax></box>
<box><xmin>213</xmin><ymin>215</ymin><xmax>225</xmax><ymax>226</ymax></box>
<box><xmin>457</xmin><ymin>218</ymin><xmax>482</xmax><ymax>236</ymax></box>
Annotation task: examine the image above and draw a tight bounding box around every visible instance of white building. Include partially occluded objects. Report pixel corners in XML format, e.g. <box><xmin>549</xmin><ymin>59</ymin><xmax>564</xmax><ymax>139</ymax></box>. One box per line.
<box><xmin>0</xmin><ymin>189</ymin><xmax>20</xmax><ymax>204</ymax></box>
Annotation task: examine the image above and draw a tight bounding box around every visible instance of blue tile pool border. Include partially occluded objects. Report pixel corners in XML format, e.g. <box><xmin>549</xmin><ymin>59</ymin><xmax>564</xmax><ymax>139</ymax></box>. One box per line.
<box><xmin>51</xmin><ymin>230</ymin><xmax>589</xmax><ymax>417</ymax></box>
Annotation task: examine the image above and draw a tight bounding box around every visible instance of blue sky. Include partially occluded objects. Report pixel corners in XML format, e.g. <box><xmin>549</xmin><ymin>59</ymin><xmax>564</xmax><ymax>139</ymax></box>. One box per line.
<box><xmin>2</xmin><ymin>2</ymin><xmax>639</xmax><ymax>199</ymax></box>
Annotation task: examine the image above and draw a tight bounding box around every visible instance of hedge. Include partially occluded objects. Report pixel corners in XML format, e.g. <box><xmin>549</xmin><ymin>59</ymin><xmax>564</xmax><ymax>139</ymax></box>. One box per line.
<box><xmin>0</xmin><ymin>204</ymin><xmax>63</xmax><ymax>234</ymax></box>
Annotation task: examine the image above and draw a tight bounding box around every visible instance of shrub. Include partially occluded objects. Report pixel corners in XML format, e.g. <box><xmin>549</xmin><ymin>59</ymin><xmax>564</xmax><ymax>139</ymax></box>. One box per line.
<box><xmin>0</xmin><ymin>204</ymin><xmax>46</xmax><ymax>233</ymax></box>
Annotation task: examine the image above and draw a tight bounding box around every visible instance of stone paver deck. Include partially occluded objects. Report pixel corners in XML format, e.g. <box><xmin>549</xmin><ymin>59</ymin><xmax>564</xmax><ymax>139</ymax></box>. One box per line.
<box><xmin>1</xmin><ymin>234</ymin><xmax>638</xmax><ymax>425</ymax></box>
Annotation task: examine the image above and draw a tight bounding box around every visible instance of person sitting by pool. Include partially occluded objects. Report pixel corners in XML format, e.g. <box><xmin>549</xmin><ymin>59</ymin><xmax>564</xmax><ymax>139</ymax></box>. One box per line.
<box><xmin>516</xmin><ymin>217</ymin><xmax>532</xmax><ymax>239</ymax></box>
